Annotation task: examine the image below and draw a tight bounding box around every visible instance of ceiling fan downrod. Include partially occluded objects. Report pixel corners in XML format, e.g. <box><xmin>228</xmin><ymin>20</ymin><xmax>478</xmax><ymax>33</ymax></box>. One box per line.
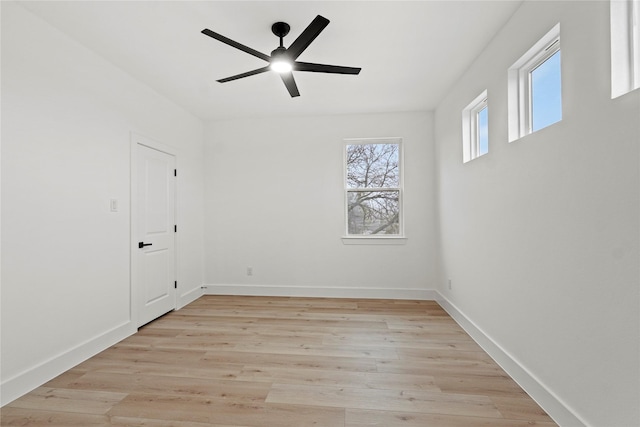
<box><xmin>271</xmin><ymin>21</ymin><xmax>290</xmax><ymax>48</ymax></box>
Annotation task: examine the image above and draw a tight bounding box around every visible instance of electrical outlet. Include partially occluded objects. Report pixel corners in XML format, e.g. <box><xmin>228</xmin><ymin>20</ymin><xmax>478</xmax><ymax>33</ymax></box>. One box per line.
<box><xmin>448</xmin><ymin>279</ymin><xmax>452</xmax><ymax>290</ymax></box>
<box><xmin>246</xmin><ymin>267</ymin><xmax>253</xmax><ymax>276</ymax></box>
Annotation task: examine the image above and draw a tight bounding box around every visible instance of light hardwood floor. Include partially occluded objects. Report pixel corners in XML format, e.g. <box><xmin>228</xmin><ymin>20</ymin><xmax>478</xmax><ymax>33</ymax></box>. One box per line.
<box><xmin>1</xmin><ymin>296</ymin><xmax>557</xmax><ymax>426</ymax></box>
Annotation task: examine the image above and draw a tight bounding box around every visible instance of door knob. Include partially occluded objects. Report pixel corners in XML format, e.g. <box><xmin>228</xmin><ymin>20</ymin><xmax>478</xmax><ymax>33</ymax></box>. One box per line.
<box><xmin>138</xmin><ymin>242</ymin><xmax>152</xmax><ymax>248</ymax></box>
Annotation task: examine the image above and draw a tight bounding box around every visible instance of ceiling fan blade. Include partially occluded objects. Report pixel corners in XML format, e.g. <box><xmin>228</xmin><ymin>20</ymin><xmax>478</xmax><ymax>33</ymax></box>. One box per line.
<box><xmin>217</xmin><ymin>66</ymin><xmax>271</xmax><ymax>83</ymax></box>
<box><xmin>286</xmin><ymin>15</ymin><xmax>330</xmax><ymax>60</ymax></box>
<box><xmin>280</xmin><ymin>72</ymin><xmax>300</xmax><ymax>97</ymax></box>
<box><xmin>202</xmin><ymin>29</ymin><xmax>271</xmax><ymax>62</ymax></box>
<box><xmin>295</xmin><ymin>61</ymin><xmax>361</xmax><ymax>75</ymax></box>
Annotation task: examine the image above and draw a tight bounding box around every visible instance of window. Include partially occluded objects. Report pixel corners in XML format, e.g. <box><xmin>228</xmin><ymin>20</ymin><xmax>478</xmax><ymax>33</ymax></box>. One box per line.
<box><xmin>530</xmin><ymin>49</ymin><xmax>562</xmax><ymax>132</ymax></box>
<box><xmin>508</xmin><ymin>24</ymin><xmax>562</xmax><ymax>141</ymax></box>
<box><xmin>462</xmin><ymin>90</ymin><xmax>489</xmax><ymax>163</ymax></box>
<box><xmin>611</xmin><ymin>0</ymin><xmax>640</xmax><ymax>98</ymax></box>
<box><xmin>344</xmin><ymin>138</ymin><xmax>403</xmax><ymax>237</ymax></box>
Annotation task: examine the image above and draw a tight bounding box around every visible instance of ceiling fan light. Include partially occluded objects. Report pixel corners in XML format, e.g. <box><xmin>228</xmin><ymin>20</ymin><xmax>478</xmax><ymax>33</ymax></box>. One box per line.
<box><xmin>270</xmin><ymin>59</ymin><xmax>292</xmax><ymax>73</ymax></box>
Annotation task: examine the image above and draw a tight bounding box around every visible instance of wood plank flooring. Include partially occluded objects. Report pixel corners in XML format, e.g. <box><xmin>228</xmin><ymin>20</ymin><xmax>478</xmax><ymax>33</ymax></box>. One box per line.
<box><xmin>1</xmin><ymin>296</ymin><xmax>557</xmax><ymax>426</ymax></box>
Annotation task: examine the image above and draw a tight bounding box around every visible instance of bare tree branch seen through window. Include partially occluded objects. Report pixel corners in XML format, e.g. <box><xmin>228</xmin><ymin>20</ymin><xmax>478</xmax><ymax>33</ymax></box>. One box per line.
<box><xmin>346</xmin><ymin>142</ymin><xmax>400</xmax><ymax>235</ymax></box>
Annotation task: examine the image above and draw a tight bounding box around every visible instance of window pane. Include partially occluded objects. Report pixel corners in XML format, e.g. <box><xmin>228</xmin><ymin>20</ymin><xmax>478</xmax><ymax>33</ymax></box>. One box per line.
<box><xmin>347</xmin><ymin>191</ymin><xmax>399</xmax><ymax>235</ymax></box>
<box><xmin>346</xmin><ymin>143</ymin><xmax>399</xmax><ymax>188</ymax></box>
<box><xmin>531</xmin><ymin>50</ymin><xmax>562</xmax><ymax>132</ymax></box>
<box><xmin>477</xmin><ymin>106</ymin><xmax>489</xmax><ymax>156</ymax></box>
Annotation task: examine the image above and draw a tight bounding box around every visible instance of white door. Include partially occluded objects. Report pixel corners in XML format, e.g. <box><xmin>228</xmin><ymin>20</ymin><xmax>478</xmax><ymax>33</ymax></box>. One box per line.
<box><xmin>136</xmin><ymin>144</ymin><xmax>176</xmax><ymax>327</ymax></box>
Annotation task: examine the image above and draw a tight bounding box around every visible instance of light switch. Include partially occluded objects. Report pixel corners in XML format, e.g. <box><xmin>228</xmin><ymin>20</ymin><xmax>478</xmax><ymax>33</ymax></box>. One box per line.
<box><xmin>110</xmin><ymin>199</ymin><xmax>118</xmax><ymax>212</ymax></box>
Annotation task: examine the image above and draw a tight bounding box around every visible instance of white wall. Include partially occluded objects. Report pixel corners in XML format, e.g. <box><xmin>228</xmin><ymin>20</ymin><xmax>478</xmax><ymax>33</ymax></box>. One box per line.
<box><xmin>204</xmin><ymin>112</ymin><xmax>436</xmax><ymax>299</ymax></box>
<box><xmin>435</xmin><ymin>1</ymin><xmax>639</xmax><ymax>426</ymax></box>
<box><xmin>4</xmin><ymin>1</ymin><xmax>638</xmax><ymax>423</ymax></box>
<box><xmin>1</xmin><ymin>2</ymin><xmax>205</xmax><ymax>404</ymax></box>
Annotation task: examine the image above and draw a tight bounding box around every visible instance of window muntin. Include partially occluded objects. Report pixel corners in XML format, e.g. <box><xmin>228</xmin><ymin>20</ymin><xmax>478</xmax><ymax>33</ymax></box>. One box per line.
<box><xmin>344</xmin><ymin>139</ymin><xmax>402</xmax><ymax>236</ymax></box>
<box><xmin>508</xmin><ymin>23</ymin><xmax>562</xmax><ymax>141</ymax></box>
<box><xmin>462</xmin><ymin>90</ymin><xmax>488</xmax><ymax>163</ymax></box>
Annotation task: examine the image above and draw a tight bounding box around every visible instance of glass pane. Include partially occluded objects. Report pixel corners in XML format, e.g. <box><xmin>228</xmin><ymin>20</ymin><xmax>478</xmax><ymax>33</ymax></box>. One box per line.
<box><xmin>346</xmin><ymin>143</ymin><xmax>399</xmax><ymax>188</ymax></box>
<box><xmin>477</xmin><ymin>106</ymin><xmax>488</xmax><ymax>156</ymax></box>
<box><xmin>347</xmin><ymin>191</ymin><xmax>399</xmax><ymax>235</ymax></box>
<box><xmin>531</xmin><ymin>50</ymin><xmax>562</xmax><ymax>132</ymax></box>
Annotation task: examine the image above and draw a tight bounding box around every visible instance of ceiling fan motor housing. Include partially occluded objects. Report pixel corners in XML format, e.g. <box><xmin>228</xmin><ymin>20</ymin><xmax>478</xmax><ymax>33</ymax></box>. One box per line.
<box><xmin>271</xmin><ymin>46</ymin><xmax>288</xmax><ymax>60</ymax></box>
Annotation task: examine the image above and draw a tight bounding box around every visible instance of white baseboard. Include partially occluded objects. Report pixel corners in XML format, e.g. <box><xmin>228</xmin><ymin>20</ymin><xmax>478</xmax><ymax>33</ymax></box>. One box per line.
<box><xmin>0</xmin><ymin>320</ymin><xmax>135</xmax><ymax>406</ymax></box>
<box><xmin>435</xmin><ymin>292</ymin><xmax>587</xmax><ymax>427</ymax></box>
<box><xmin>177</xmin><ymin>284</ymin><xmax>204</xmax><ymax>309</ymax></box>
<box><xmin>203</xmin><ymin>284</ymin><xmax>437</xmax><ymax>300</ymax></box>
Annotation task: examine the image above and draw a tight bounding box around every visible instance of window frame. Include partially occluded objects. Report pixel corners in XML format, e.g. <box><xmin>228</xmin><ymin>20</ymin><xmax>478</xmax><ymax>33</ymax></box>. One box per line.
<box><xmin>462</xmin><ymin>90</ymin><xmax>489</xmax><ymax>163</ymax></box>
<box><xmin>342</xmin><ymin>137</ymin><xmax>405</xmax><ymax>242</ymax></box>
<box><xmin>508</xmin><ymin>23</ymin><xmax>562</xmax><ymax>142</ymax></box>
<box><xmin>634</xmin><ymin>0</ymin><xmax>640</xmax><ymax>86</ymax></box>
<box><xmin>629</xmin><ymin>0</ymin><xmax>640</xmax><ymax>85</ymax></box>
<box><xmin>611</xmin><ymin>0</ymin><xmax>640</xmax><ymax>97</ymax></box>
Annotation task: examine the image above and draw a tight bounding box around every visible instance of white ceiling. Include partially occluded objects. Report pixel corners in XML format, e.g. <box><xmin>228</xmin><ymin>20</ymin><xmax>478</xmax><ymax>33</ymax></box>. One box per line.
<box><xmin>19</xmin><ymin>1</ymin><xmax>523</xmax><ymax>121</ymax></box>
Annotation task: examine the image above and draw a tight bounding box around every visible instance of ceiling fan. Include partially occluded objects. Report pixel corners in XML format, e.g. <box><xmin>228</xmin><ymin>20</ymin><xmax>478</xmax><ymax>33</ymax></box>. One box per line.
<box><xmin>201</xmin><ymin>15</ymin><xmax>361</xmax><ymax>97</ymax></box>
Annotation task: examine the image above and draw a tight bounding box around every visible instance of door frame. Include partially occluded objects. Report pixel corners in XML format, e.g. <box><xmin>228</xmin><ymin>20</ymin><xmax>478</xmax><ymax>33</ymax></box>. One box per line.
<box><xmin>130</xmin><ymin>132</ymin><xmax>179</xmax><ymax>328</ymax></box>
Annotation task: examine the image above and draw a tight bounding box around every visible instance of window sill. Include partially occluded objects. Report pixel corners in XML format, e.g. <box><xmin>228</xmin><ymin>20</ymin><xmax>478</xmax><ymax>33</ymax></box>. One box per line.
<box><xmin>341</xmin><ymin>236</ymin><xmax>407</xmax><ymax>245</ymax></box>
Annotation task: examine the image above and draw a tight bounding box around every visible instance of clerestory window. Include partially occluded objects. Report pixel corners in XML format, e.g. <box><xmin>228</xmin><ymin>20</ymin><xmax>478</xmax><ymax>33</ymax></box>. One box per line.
<box><xmin>508</xmin><ymin>24</ymin><xmax>562</xmax><ymax>141</ymax></box>
<box><xmin>611</xmin><ymin>0</ymin><xmax>640</xmax><ymax>98</ymax></box>
<box><xmin>462</xmin><ymin>90</ymin><xmax>489</xmax><ymax>162</ymax></box>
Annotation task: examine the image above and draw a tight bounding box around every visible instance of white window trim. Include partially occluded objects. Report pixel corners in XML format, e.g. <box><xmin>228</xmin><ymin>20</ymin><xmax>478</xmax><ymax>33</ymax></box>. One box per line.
<box><xmin>508</xmin><ymin>23</ymin><xmax>561</xmax><ymax>142</ymax></box>
<box><xmin>341</xmin><ymin>236</ymin><xmax>407</xmax><ymax>245</ymax></box>
<box><xmin>634</xmin><ymin>0</ymin><xmax>640</xmax><ymax>85</ymax></box>
<box><xmin>342</xmin><ymin>137</ymin><xmax>405</xmax><ymax>243</ymax></box>
<box><xmin>611</xmin><ymin>0</ymin><xmax>640</xmax><ymax>98</ymax></box>
<box><xmin>632</xmin><ymin>0</ymin><xmax>640</xmax><ymax>85</ymax></box>
<box><xmin>462</xmin><ymin>90</ymin><xmax>488</xmax><ymax>163</ymax></box>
